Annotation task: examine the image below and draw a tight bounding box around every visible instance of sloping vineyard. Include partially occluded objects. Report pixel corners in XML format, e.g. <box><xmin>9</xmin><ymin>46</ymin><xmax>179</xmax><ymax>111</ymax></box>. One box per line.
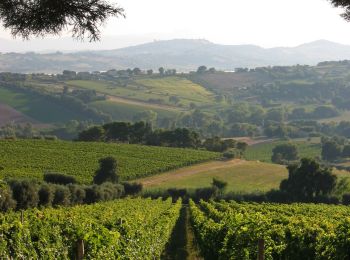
<box><xmin>190</xmin><ymin>200</ymin><xmax>350</xmax><ymax>259</ymax></box>
<box><xmin>0</xmin><ymin>198</ymin><xmax>181</xmax><ymax>259</ymax></box>
<box><xmin>0</xmin><ymin>139</ymin><xmax>219</xmax><ymax>183</ymax></box>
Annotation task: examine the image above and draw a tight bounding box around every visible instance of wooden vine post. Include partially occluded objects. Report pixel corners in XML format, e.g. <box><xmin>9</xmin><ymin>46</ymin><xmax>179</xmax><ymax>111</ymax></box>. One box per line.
<box><xmin>77</xmin><ymin>239</ymin><xmax>85</xmax><ymax>260</ymax></box>
<box><xmin>258</xmin><ymin>239</ymin><xmax>265</xmax><ymax>260</ymax></box>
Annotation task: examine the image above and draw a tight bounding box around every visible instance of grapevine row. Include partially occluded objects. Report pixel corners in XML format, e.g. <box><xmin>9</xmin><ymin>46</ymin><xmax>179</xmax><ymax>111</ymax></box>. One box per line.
<box><xmin>190</xmin><ymin>200</ymin><xmax>350</xmax><ymax>259</ymax></box>
<box><xmin>0</xmin><ymin>198</ymin><xmax>181</xmax><ymax>259</ymax></box>
<box><xmin>0</xmin><ymin>139</ymin><xmax>219</xmax><ymax>183</ymax></box>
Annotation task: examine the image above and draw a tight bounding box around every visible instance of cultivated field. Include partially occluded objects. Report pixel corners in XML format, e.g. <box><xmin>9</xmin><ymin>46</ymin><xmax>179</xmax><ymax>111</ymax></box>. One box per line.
<box><xmin>0</xmin><ymin>139</ymin><xmax>219</xmax><ymax>183</ymax></box>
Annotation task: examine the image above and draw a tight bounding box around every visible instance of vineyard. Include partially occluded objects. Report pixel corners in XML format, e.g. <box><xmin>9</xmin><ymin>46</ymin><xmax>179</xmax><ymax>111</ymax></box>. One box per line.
<box><xmin>0</xmin><ymin>198</ymin><xmax>181</xmax><ymax>259</ymax></box>
<box><xmin>190</xmin><ymin>200</ymin><xmax>350</xmax><ymax>259</ymax></box>
<box><xmin>0</xmin><ymin>139</ymin><xmax>219</xmax><ymax>183</ymax></box>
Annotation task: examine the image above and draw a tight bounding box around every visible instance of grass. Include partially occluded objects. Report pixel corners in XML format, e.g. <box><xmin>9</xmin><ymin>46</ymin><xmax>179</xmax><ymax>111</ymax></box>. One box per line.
<box><xmin>318</xmin><ymin>111</ymin><xmax>350</xmax><ymax>123</ymax></box>
<box><xmin>244</xmin><ymin>139</ymin><xmax>322</xmax><ymax>163</ymax></box>
<box><xmin>135</xmin><ymin>76</ymin><xmax>214</xmax><ymax>105</ymax></box>
<box><xmin>0</xmin><ymin>139</ymin><xmax>219</xmax><ymax>184</ymax></box>
<box><xmin>142</xmin><ymin>161</ymin><xmax>289</xmax><ymax>193</ymax></box>
<box><xmin>91</xmin><ymin>100</ymin><xmax>179</xmax><ymax>121</ymax></box>
<box><xmin>140</xmin><ymin>160</ymin><xmax>350</xmax><ymax>194</ymax></box>
<box><xmin>0</xmin><ymin>87</ymin><xmax>88</xmax><ymax>123</ymax></box>
<box><xmin>66</xmin><ymin>76</ymin><xmax>214</xmax><ymax>108</ymax></box>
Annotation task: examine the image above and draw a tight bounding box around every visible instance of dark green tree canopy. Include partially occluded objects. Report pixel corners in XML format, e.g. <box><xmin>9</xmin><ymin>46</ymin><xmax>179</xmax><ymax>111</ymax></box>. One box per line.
<box><xmin>280</xmin><ymin>158</ymin><xmax>337</xmax><ymax>201</ymax></box>
<box><xmin>93</xmin><ymin>157</ymin><xmax>119</xmax><ymax>184</ymax></box>
<box><xmin>330</xmin><ymin>0</ymin><xmax>350</xmax><ymax>20</ymax></box>
<box><xmin>271</xmin><ymin>143</ymin><xmax>298</xmax><ymax>164</ymax></box>
<box><xmin>0</xmin><ymin>0</ymin><xmax>125</xmax><ymax>41</ymax></box>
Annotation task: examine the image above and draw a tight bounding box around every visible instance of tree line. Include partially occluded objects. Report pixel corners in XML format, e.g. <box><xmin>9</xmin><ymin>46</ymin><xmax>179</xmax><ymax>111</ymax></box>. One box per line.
<box><xmin>0</xmin><ymin>157</ymin><xmax>142</xmax><ymax>212</ymax></box>
<box><xmin>77</xmin><ymin>121</ymin><xmax>248</xmax><ymax>154</ymax></box>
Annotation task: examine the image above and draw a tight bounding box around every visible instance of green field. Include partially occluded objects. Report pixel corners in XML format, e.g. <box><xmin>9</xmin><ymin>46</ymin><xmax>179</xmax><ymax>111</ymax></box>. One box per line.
<box><xmin>0</xmin><ymin>139</ymin><xmax>219</xmax><ymax>183</ymax></box>
<box><xmin>0</xmin><ymin>86</ymin><xmax>89</xmax><ymax>123</ymax></box>
<box><xmin>135</xmin><ymin>76</ymin><xmax>214</xmax><ymax>105</ymax></box>
<box><xmin>245</xmin><ymin>139</ymin><xmax>321</xmax><ymax>163</ymax></box>
<box><xmin>142</xmin><ymin>161</ymin><xmax>288</xmax><ymax>193</ymax></box>
<box><xmin>66</xmin><ymin>76</ymin><xmax>214</xmax><ymax>108</ymax></box>
<box><xmin>318</xmin><ymin>110</ymin><xmax>350</xmax><ymax>123</ymax></box>
<box><xmin>91</xmin><ymin>100</ymin><xmax>179</xmax><ymax>121</ymax></box>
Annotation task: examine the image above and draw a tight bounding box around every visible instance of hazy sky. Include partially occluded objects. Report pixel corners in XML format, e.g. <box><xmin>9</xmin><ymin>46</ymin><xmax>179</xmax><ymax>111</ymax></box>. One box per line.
<box><xmin>1</xmin><ymin>0</ymin><xmax>350</xmax><ymax>49</ymax></box>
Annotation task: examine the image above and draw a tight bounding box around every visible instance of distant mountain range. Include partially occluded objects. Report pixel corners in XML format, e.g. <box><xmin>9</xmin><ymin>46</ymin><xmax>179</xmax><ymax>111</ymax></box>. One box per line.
<box><xmin>2</xmin><ymin>39</ymin><xmax>350</xmax><ymax>73</ymax></box>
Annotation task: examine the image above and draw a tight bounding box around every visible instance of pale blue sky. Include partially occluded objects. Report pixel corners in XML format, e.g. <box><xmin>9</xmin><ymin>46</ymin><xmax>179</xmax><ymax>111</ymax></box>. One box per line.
<box><xmin>0</xmin><ymin>0</ymin><xmax>349</xmax><ymax>49</ymax></box>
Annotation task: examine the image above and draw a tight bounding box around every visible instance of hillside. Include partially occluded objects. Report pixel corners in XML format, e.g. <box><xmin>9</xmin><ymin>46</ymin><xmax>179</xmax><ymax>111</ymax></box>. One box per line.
<box><xmin>139</xmin><ymin>160</ymin><xmax>288</xmax><ymax>192</ymax></box>
<box><xmin>0</xmin><ymin>139</ymin><xmax>219</xmax><ymax>183</ymax></box>
<box><xmin>2</xmin><ymin>39</ymin><xmax>350</xmax><ymax>73</ymax></box>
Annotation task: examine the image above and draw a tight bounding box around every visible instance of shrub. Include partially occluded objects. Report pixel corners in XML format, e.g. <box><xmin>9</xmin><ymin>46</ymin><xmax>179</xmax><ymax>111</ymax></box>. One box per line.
<box><xmin>223</xmin><ymin>150</ymin><xmax>237</xmax><ymax>159</ymax></box>
<box><xmin>44</xmin><ymin>172</ymin><xmax>77</xmax><ymax>185</ymax></box>
<box><xmin>343</xmin><ymin>193</ymin><xmax>350</xmax><ymax>205</ymax></box>
<box><xmin>194</xmin><ymin>187</ymin><xmax>217</xmax><ymax>201</ymax></box>
<box><xmin>266</xmin><ymin>189</ymin><xmax>290</xmax><ymax>203</ymax></box>
<box><xmin>9</xmin><ymin>180</ymin><xmax>39</xmax><ymax>210</ymax></box>
<box><xmin>52</xmin><ymin>185</ymin><xmax>71</xmax><ymax>206</ymax></box>
<box><xmin>68</xmin><ymin>184</ymin><xmax>86</xmax><ymax>205</ymax></box>
<box><xmin>0</xmin><ymin>183</ymin><xmax>16</xmax><ymax>211</ymax></box>
<box><xmin>98</xmin><ymin>182</ymin><xmax>124</xmax><ymax>201</ymax></box>
<box><xmin>212</xmin><ymin>178</ymin><xmax>228</xmax><ymax>191</ymax></box>
<box><xmin>167</xmin><ymin>188</ymin><xmax>187</xmax><ymax>200</ymax></box>
<box><xmin>38</xmin><ymin>184</ymin><xmax>54</xmax><ymax>207</ymax></box>
<box><xmin>84</xmin><ymin>183</ymin><xmax>124</xmax><ymax>204</ymax></box>
<box><xmin>123</xmin><ymin>182</ymin><xmax>143</xmax><ymax>196</ymax></box>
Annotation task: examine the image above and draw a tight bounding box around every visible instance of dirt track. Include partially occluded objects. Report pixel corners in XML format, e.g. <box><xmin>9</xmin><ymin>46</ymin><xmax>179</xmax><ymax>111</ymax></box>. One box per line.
<box><xmin>139</xmin><ymin>159</ymin><xmax>246</xmax><ymax>187</ymax></box>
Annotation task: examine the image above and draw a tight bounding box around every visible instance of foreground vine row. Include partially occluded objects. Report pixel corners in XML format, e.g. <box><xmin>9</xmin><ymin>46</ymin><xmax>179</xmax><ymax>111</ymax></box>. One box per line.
<box><xmin>190</xmin><ymin>200</ymin><xmax>350</xmax><ymax>259</ymax></box>
<box><xmin>0</xmin><ymin>198</ymin><xmax>181</xmax><ymax>259</ymax></box>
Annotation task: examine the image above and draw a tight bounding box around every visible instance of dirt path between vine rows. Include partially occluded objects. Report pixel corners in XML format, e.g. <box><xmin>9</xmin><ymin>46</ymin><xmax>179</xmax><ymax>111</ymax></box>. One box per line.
<box><xmin>139</xmin><ymin>159</ymin><xmax>246</xmax><ymax>187</ymax></box>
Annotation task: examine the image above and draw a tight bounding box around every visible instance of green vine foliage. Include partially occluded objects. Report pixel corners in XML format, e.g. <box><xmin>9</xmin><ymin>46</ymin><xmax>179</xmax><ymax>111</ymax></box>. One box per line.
<box><xmin>0</xmin><ymin>198</ymin><xmax>181</xmax><ymax>259</ymax></box>
<box><xmin>190</xmin><ymin>200</ymin><xmax>350</xmax><ymax>259</ymax></box>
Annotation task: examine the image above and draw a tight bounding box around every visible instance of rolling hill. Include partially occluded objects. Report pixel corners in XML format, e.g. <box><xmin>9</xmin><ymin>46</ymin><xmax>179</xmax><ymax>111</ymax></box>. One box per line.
<box><xmin>2</xmin><ymin>39</ymin><xmax>350</xmax><ymax>73</ymax></box>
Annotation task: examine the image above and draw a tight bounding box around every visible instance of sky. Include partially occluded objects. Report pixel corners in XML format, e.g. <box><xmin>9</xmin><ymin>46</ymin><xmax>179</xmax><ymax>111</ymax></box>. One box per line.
<box><xmin>0</xmin><ymin>0</ymin><xmax>350</xmax><ymax>50</ymax></box>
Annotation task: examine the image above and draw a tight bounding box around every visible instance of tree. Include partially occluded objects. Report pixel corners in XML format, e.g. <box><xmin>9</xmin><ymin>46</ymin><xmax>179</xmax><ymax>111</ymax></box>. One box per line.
<box><xmin>280</xmin><ymin>158</ymin><xmax>337</xmax><ymax>201</ymax></box>
<box><xmin>212</xmin><ymin>178</ymin><xmax>228</xmax><ymax>191</ymax></box>
<box><xmin>272</xmin><ymin>144</ymin><xmax>298</xmax><ymax>164</ymax></box>
<box><xmin>330</xmin><ymin>0</ymin><xmax>350</xmax><ymax>21</ymax></box>
<box><xmin>322</xmin><ymin>140</ymin><xmax>342</xmax><ymax>161</ymax></box>
<box><xmin>343</xmin><ymin>145</ymin><xmax>350</xmax><ymax>157</ymax></box>
<box><xmin>133</xmin><ymin>110</ymin><xmax>158</xmax><ymax>126</ymax></box>
<box><xmin>0</xmin><ymin>0</ymin><xmax>125</xmax><ymax>41</ymax></box>
<box><xmin>78</xmin><ymin>126</ymin><xmax>105</xmax><ymax>141</ymax></box>
<box><xmin>147</xmin><ymin>69</ymin><xmax>153</xmax><ymax>75</ymax></box>
<box><xmin>9</xmin><ymin>180</ymin><xmax>39</xmax><ymax>209</ymax></box>
<box><xmin>132</xmin><ymin>67</ymin><xmax>142</xmax><ymax>75</ymax></box>
<box><xmin>159</xmin><ymin>67</ymin><xmax>165</xmax><ymax>76</ymax></box>
<box><xmin>0</xmin><ymin>183</ymin><xmax>16</xmax><ymax>211</ymax></box>
<box><xmin>93</xmin><ymin>157</ymin><xmax>119</xmax><ymax>184</ymax></box>
<box><xmin>197</xmin><ymin>66</ymin><xmax>207</xmax><ymax>74</ymax></box>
